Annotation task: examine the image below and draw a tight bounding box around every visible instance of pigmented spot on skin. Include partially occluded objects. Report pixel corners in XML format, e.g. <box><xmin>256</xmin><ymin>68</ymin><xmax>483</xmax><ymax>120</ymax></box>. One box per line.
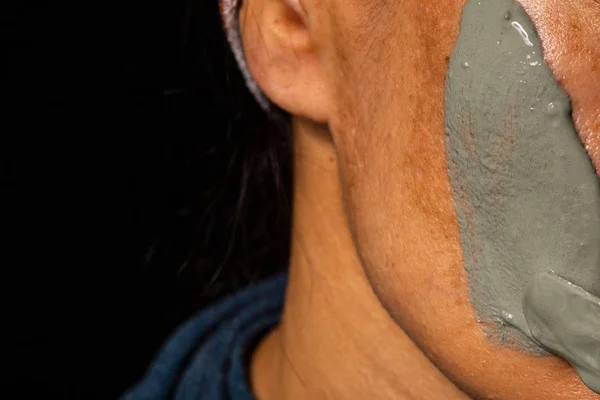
<box><xmin>445</xmin><ymin>0</ymin><xmax>600</xmax><ymax>393</ymax></box>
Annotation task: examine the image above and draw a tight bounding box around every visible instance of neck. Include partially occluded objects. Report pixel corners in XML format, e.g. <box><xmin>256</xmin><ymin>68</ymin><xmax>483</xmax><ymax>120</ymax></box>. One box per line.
<box><xmin>250</xmin><ymin>117</ymin><xmax>468</xmax><ymax>400</ymax></box>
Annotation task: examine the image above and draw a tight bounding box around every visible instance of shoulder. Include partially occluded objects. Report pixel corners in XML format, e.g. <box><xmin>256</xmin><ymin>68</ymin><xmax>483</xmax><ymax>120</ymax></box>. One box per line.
<box><xmin>121</xmin><ymin>273</ymin><xmax>287</xmax><ymax>400</ymax></box>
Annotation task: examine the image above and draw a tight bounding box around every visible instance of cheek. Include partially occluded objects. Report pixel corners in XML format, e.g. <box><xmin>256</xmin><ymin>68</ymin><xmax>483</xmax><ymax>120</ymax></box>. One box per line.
<box><xmin>329</xmin><ymin>0</ymin><xmax>600</xmax><ymax>398</ymax></box>
<box><xmin>330</xmin><ymin>0</ymin><xmax>472</xmax><ymax>357</ymax></box>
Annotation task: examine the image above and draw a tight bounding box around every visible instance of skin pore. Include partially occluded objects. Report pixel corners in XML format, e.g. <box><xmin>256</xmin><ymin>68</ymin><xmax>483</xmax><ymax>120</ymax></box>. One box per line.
<box><xmin>239</xmin><ymin>0</ymin><xmax>600</xmax><ymax>398</ymax></box>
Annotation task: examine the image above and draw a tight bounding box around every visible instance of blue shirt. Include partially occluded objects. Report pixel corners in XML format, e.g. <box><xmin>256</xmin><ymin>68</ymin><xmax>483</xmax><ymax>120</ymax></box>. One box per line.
<box><xmin>122</xmin><ymin>273</ymin><xmax>287</xmax><ymax>400</ymax></box>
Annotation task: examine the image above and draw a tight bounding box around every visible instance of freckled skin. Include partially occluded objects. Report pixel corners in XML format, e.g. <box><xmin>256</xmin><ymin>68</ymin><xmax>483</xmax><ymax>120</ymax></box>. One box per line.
<box><xmin>242</xmin><ymin>0</ymin><xmax>600</xmax><ymax>397</ymax></box>
<box><xmin>324</xmin><ymin>0</ymin><xmax>600</xmax><ymax>398</ymax></box>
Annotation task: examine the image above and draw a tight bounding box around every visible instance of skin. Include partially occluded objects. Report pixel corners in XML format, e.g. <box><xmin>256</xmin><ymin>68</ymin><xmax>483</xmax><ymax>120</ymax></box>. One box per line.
<box><xmin>239</xmin><ymin>0</ymin><xmax>600</xmax><ymax>398</ymax></box>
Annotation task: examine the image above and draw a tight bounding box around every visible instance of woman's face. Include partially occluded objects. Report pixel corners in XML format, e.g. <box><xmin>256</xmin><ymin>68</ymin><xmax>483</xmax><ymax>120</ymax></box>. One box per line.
<box><xmin>241</xmin><ymin>0</ymin><xmax>599</xmax><ymax>397</ymax></box>
<box><xmin>324</xmin><ymin>0</ymin><xmax>599</xmax><ymax>398</ymax></box>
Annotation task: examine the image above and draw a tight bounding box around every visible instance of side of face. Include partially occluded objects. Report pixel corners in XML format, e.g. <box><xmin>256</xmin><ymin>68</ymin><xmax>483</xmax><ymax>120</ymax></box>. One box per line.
<box><xmin>239</xmin><ymin>0</ymin><xmax>600</xmax><ymax>398</ymax></box>
<box><xmin>328</xmin><ymin>1</ymin><xmax>600</xmax><ymax>398</ymax></box>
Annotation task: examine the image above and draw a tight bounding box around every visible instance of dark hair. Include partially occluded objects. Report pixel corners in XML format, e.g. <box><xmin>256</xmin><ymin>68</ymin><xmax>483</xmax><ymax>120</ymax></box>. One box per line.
<box><xmin>121</xmin><ymin>0</ymin><xmax>292</xmax><ymax>394</ymax></box>
<box><xmin>136</xmin><ymin>0</ymin><xmax>293</xmax><ymax>310</ymax></box>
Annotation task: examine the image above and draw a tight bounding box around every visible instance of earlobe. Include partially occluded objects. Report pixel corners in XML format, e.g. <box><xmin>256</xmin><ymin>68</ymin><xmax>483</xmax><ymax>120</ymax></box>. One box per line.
<box><xmin>238</xmin><ymin>0</ymin><xmax>331</xmax><ymax>123</ymax></box>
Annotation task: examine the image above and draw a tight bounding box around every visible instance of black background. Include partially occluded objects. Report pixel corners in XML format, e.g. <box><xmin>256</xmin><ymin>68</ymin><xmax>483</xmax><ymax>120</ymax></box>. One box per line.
<box><xmin>3</xmin><ymin>0</ymin><xmax>291</xmax><ymax>398</ymax></box>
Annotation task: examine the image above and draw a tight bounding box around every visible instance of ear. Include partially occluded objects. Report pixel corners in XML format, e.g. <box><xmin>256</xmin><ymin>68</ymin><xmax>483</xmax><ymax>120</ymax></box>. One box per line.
<box><xmin>239</xmin><ymin>0</ymin><xmax>331</xmax><ymax>123</ymax></box>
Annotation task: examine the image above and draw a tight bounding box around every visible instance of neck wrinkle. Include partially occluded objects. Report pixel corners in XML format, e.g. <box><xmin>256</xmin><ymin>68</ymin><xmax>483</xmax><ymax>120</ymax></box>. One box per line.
<box><xmin>250</xmin><ymin>116</ymin><xmax>468</xmax><ymax>400</ymax></box>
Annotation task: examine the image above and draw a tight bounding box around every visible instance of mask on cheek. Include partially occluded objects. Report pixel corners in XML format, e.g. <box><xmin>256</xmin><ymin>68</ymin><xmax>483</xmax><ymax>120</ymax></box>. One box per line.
<box><xmin>444</xmin><ymin>0</ymin><xmax>600</xmax><ymax>393</ymax></box>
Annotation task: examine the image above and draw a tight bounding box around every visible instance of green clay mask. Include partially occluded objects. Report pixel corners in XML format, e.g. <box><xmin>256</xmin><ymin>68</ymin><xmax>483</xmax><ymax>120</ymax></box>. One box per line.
<box><xmin>444</xmin><ymin>0</ymin><xmax>600</xmax><ymax>393</ymax></box>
